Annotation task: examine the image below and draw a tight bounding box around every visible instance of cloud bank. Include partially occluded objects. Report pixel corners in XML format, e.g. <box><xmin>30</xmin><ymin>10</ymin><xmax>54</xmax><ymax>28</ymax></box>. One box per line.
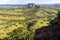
<box><xmin>0</xmin><ymin>0</ymin><xmax>60</xmax><ymax>4</ymax></box>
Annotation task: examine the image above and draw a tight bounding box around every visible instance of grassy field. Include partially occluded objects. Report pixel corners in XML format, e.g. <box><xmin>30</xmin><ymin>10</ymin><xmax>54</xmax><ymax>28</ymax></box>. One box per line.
<box><xmin>0</xmin><ymin>5</ymin><xmax>58</xmax><ymax>40</ymax></box>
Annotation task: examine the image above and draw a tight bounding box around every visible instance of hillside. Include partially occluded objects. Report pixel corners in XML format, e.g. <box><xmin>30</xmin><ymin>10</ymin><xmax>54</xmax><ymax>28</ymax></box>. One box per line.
<box><xmin>0</xmin><ymin>5</ymin><xmax>59</xmax><ymax>40</ymax></box>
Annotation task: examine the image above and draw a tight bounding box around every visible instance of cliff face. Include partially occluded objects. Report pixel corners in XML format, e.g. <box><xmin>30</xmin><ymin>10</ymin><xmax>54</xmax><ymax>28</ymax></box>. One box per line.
<box><xmin>34</xmin><ymin>18</ymin><xmax>60</xmax><ymax>40</ymax></box>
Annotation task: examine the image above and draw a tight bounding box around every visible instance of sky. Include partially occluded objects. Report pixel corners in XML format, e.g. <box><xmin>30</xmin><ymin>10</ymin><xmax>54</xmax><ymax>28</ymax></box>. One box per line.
<box><xmin>0</xmin><ymin>0</ymin><xmax>60</xmax><ymax>4</ymax></box>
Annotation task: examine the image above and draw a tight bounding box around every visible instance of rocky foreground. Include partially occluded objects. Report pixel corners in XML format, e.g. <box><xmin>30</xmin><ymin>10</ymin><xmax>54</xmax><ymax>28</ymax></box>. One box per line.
<box><xmin>34</xmin><ymin>16</ymin><xmax>60</xmax><ymax>40</ymax></box>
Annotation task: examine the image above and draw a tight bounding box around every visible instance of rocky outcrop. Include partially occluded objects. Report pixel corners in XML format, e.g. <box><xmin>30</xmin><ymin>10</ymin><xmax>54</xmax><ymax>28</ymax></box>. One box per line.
<box><xmin>34</xmin><ymin>17</ymin><xmax>60</xmax><ymax>40</ymax></box>
<box><xmin>27</xmin><ymin>3</ymin><xmax>40</xmax><ymax>8</ymax></box>
<box><xmin>34</xmin><ymin>11</ymin><xmax>60</xmax><ymax>40</ymax></box>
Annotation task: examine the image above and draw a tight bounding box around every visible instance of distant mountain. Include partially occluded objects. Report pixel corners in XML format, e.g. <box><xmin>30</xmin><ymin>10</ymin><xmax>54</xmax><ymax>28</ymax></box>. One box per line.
<box><xmin>0</xmin><ymin>4</ymin><xmax>26</xmax><ymax>6</ymax></box>
<box><xmin>51</xmin><ymin>4</ymin><xmax>60</xmax><ymax>8</ymax></box>
<box><xmin>40</xmin><ymin>4</ymin><xmax>60</xmax><ymax>9</ymax></box>
<box><xmin>0</xmin><ymin>3</ymin><xmax>60</xmax><ymax>9</ymax></box>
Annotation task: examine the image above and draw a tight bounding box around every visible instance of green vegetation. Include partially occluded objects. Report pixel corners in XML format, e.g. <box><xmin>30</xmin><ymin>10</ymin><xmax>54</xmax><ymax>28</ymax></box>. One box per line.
<box><xmin>0</xmin><ymin>5</ymin><xmax>59</xmax><ymax>40</ymax></box>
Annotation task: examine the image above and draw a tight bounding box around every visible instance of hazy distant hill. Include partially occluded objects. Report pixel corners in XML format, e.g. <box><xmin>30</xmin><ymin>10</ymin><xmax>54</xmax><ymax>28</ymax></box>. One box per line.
<box><xmin>0</xmin><ymin>3</ymin><xmax>60</xmax><ymax>9</ymax></box>
<box><xmin>41</xmin><ymin>4</ymin><xmax>60</xmax><ymax>9</ymax></box>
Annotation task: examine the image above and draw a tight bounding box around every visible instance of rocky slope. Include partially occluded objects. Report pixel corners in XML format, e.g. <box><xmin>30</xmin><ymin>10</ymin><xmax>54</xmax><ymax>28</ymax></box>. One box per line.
<box><xmin>34</xmin><ymin>11</ymin><xmax>60</xmax><ymax>40</ymax></box>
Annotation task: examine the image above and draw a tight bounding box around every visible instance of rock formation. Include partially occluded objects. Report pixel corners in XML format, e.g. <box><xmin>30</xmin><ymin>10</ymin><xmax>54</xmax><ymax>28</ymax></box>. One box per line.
<box><xmin>34</xmin><ymin>11</ymin><xmax>60</xmax><ymax>40</ymax></box>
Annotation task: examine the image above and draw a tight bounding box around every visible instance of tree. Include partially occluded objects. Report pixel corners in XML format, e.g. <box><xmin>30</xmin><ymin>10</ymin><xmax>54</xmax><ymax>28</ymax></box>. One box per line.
<box><xmin>57</xmin><ymin>11</ymin><xmax>60</xmax><ymax>20</ymax></box>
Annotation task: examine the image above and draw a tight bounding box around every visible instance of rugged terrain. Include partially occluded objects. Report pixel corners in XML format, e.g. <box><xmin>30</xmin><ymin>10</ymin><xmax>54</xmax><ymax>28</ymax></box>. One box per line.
<box><xmin>0</xmin><ymin>4</ymin><xmax>59</xmax><ymax>40</ymax></box>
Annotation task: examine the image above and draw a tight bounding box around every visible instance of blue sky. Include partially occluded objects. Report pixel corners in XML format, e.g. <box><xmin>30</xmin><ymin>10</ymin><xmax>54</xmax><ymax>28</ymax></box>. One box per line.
<box><xmin>0</xmin><ymin>0</ymin><xmax>60</xmax><ymax>4</ymax></box>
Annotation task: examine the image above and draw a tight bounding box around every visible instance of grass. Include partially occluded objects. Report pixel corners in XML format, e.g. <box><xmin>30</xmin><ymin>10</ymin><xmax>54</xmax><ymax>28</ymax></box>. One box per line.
<box><xmin>0</xmin><ymin>6</ymin><xmax>58</xmax><ymax>40</ymax></box>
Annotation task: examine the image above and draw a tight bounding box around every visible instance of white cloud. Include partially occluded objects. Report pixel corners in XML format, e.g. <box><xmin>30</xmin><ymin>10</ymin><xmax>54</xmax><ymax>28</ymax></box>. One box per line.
<box><xmin>7</xmin><ymin>0</ymin><xmax>23</xmax><ymax>4</ymax></box>
<box><xmin>0</xmin><ymin>0</ymin><xmax>10</xmax><ymax>4</ymax></box>
<box><xmin>0</xmin><ymin>0</ymin><xmax>60</xmax><ymax>4</ymax></box>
